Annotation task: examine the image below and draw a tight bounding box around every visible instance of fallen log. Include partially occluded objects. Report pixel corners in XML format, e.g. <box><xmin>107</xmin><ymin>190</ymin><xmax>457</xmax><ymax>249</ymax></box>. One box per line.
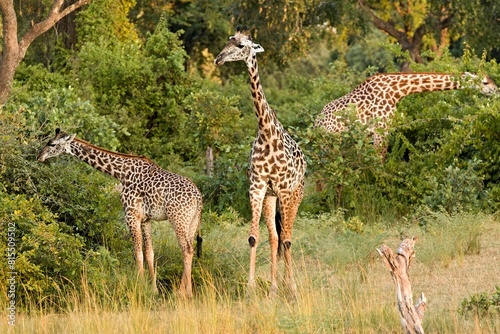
<box><xmin>377</xmin><ymin>237</ymin><xmax>426</xmax><ymax>334</ymax></box>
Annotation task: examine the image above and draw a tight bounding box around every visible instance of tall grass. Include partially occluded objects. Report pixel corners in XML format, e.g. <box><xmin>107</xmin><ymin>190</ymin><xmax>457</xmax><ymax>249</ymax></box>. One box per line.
<box><xmin>2</xmin><ymin>212</ymin><xmax>499</xmax><ymax>333</ymax></box>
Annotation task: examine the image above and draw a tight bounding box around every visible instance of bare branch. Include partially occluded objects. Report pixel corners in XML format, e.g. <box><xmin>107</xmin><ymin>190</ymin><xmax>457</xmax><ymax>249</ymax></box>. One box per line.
<box><xmin>19</xmin><ymin>0</ymin><xmax>91</xmax><ymax>57</ymax></box>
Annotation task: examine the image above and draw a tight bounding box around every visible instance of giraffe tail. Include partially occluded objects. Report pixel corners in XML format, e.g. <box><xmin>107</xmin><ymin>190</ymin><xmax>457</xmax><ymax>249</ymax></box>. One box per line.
<box><xmin>196</xmin><ymin>231</ymin><xmax>203</xmax><ymax>258</ymax></box>
<box><xmin>196</xmin><ymin>208</ymin><xmax>203</xmax><ymax>258</ymax></box>
<box><xmin>276</xmin><ymin>201</ymin><xmax>284</xmax><ymax>258</ymax></box>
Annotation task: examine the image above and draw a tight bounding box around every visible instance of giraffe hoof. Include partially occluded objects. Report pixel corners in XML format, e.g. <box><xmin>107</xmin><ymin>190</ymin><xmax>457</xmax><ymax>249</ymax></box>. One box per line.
<box><xmin>248</xmin><ymin>236</ymin><xmax>256</xmax><ymax>247</ymax></box>
<box><xmin>269</xmin><ymin>283</ymin><xmax>278</xmax><ymax>299</ymax></box>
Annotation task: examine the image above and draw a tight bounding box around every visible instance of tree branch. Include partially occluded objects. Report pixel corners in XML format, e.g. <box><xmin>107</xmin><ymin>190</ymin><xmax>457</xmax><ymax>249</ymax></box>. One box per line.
<box><xmin>357</xmin><ymin>0</ymin><xmax>410</xmax><ymax>48</ymax></box>
<box><xmin>0</xmin><ymin>0</ymin><xmax>91</xmax><ymax>106</ymax></box>
<box><xmin>18</xmin><ymin>0</ymin><xmax>91</xmax><ymax>58</ymax></box>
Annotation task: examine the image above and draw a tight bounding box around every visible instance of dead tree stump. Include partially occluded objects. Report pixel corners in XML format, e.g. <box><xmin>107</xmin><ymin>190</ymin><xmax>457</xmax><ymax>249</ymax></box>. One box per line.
<box><xmin>377</xmin><ymin>237</ymin><xmax>427</xmax><ymax>334</ymax></box>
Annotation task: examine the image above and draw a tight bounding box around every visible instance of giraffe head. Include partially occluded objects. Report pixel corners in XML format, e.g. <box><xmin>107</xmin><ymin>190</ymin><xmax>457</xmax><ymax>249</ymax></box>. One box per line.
<box><xmin>214</xmin><ymin>26</ymin><xmax>264</xmax><ymax>67</ymax></box>
<box><xmin>462</xmin><ymin>72</ymin><xmax>498</xmax><ymax>95</ymax></box>
<box><xmin>37</xmin><ymin>128</ymin><xmax>76</xmax><ymax>162</ymax></box>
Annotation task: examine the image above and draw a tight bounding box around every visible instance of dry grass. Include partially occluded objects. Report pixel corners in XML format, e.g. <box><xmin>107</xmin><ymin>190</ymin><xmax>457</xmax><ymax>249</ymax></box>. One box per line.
<box><xmin>2</xmin><ymin>212</ymin><xmax>500</xmax><ymax>333</ymax></box>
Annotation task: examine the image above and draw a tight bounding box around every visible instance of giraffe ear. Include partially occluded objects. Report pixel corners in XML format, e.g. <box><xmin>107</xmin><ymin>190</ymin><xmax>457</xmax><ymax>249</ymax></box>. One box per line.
<box><xmin>252</xmin><ymin>43</ymin><xmax>264</xmax><ymax>53</ymax></box>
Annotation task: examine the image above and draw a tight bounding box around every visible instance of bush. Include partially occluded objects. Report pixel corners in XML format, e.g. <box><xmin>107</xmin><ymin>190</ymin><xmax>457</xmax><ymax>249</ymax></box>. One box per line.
<box><xmin>459</xmin><ymin>287</ymin><xmax>500</xmax><ymax>319</ymax></box>
<box><xmin>0</xmin><ymin>192</ymin><xmax>85</xmax><ymax>306</ymax></box>
<box><xmin>298</xmin><ymin>106</ymin><xmax>383</xmax><ymax>215</ymax></box>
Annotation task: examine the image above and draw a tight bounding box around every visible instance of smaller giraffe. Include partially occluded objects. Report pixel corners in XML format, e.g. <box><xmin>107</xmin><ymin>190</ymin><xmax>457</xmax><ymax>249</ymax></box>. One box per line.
<box><xmin>37</xmin><ymin>129</ymin><xmax>203</xmax><ymax>297</ymax></box>
<box><xmin>215</xmin><ymin>27</ymin><xmax>306</xmax><ymax>298</ymax></box>
<box><xmin>315</xmin><ymin>72</ymin><xmax>498</xmax><ymax>156</ymax></box>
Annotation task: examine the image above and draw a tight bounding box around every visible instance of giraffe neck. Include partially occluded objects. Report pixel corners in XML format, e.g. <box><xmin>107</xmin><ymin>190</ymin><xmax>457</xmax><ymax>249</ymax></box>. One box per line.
<box><xmin>246</xmin><ymin>55</ymin><xmax>281</xmax><ymax>137</ymax></box>
<box><xmin>68</xmin><ymin>139</ymin><xmax>135</xmax><ymax>182</ymax></box>
<box><xmin>384</xmin><ymin>73</ymin><xmax>459</xmax><ymax>101</ymax></box>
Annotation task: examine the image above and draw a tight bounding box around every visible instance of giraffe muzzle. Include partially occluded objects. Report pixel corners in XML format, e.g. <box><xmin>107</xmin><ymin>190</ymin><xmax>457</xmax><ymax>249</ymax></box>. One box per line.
<box><xmin>214</xmin><ymin>55</ymin><xmax>225</xmax><ymax>67</ymax></box>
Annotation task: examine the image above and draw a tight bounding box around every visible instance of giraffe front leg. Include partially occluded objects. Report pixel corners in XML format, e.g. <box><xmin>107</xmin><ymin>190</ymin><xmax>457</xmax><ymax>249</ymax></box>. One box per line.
<box><xmin>263</xmin><ymin>195</ymin><xmax>278</xmax><ymax>298</ymax></box>
<box><xmin>248</xmin><ymin>185</ymin><xmax>265</xmax><ymax>293</ymax></box>
<box><xmin>142</xmin><ymin>220</ymin><xmax>158</xmax><ymax>293</ymax></box>
<box><xmin>125</xmin><ymin>209</ymin><xmax>145</xmax><ymax>282</ymax></box>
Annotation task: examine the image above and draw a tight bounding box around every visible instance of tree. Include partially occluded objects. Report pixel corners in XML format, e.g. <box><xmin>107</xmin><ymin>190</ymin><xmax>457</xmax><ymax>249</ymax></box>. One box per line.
<box><xmin>229</xmin><ymin>0</ymin><xmax>499</xmax><ymax>69</ymax></box>
<box><xmin>229</xmin><ymin>0</ymin><xmax>346</xmax><ymax>64</ymax></box>
<box><xmin>357</xmin><ymin>0</ymin><xmax>500</xmax><ymax>69</ymax></box>
<box><xmin>0</xmin><ymin>0</ymin><xmax>90</xmax><ymax>105</ymax></box>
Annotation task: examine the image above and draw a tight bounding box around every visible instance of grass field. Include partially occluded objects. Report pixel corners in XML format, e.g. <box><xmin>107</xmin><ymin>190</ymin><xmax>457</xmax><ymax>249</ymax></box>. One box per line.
<box><xmin>2</xmin><ymin>211</ymin><xmax>500</xmax><ymax>333</ymax></box>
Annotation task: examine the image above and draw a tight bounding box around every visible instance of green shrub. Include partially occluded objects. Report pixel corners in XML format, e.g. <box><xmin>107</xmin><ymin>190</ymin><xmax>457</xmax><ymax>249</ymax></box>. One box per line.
<box><xmin>422</xmin><ymin>160</ymin><xmax>487</xmax><ymax>214</ymax></box>
<box><xmin>459</xmin><ymin>287</ymin><xmax>500</xmax><ymax>319</ymax></box>
<box><xmin>299</xmin><ymin>106</ymin><xmax>383</xmax><ymax>215</ymax></box>
<box><xmin>0</xmin><ymin>192</ymin><xmax>84</xmax><ymax>306</ymax></box>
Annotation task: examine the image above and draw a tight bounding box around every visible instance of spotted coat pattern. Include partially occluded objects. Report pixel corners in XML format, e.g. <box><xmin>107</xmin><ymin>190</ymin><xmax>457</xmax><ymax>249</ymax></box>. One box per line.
<box><xmin>315</xmin><ymin>72</ymin><xmax>498</xmax><ymax>156</ymax></box>
<box><xmin>215</xmin><ymin>29</ymin><xmax>306</xmax><ymax>298</ymax></box>
<box><xmin>37</xmin><ymin>129</ymin><xmax>203</xmax><ymax>297</ymax></box>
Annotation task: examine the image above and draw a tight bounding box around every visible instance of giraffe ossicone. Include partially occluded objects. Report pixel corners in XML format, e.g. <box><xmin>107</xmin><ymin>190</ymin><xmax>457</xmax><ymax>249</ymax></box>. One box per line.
<box><xmin>215</xmin><ymin>28</ymin><xmax>306</xmax><ymax>299</ymax></box>
<box><xmin>37</xmin><ymin>129</ymin><xmax>203</xmax><ymax>298</ymax></box>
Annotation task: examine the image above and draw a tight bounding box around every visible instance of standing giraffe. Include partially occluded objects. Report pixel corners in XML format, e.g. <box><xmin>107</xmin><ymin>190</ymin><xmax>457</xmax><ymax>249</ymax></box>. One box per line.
<box><xmin>315</xmin><ymin>72</ymin><xmax>498</xmax><ymax>156</ymax></box>
<box><xmin>214</xmin><ymin>28</ymin><xmax>306</xmax><ymax>298</ymax></box>
<box><xmin>37</xmin><ymin>129</ymin><xmax>203</xmax><ymax>297</ymax></box>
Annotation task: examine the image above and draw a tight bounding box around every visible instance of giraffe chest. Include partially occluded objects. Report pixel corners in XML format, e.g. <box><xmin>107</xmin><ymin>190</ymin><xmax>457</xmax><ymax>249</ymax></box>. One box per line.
<box><xmin>249</xmin><ymin>134</ymin><xmax>306</xmax><ymax>193</ymax></box>
<box><xmin>251</xmin><ymin>135</ymin><xmax>287</xmax><ymax>168</ymax></box>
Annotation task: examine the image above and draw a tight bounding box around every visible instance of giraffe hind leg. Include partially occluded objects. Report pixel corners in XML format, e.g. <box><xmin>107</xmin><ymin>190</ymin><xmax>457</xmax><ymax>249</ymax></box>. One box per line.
<box><xmin>172</xmin><ymin>213</ymin><xmax>197</xmax><ymax>298</ymax></box>
<box><xmin>279</xmin><ymin>184</ymin><xmax>304</xmax><ymax>300</ymax></box>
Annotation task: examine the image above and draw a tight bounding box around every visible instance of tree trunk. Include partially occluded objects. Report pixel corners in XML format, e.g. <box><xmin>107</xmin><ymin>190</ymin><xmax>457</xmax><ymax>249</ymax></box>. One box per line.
<box><xmin>0</xmin><ymin>0</ymin><xmax>91</xmax><ymax>106</ymax></box>
<box><xmin>205</xmin><ymin>146</ymin><xmax>214</xmax><ymax>177</ymax></box>
<box><xmin>377</xmin><ymin>237</ymin><xmax>426</xmax><ymax>334</ymax></box>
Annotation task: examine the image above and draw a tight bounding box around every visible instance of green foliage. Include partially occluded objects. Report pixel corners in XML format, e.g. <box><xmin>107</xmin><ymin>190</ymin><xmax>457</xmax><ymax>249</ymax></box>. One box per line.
<box><xmin>76</xmin><ymin>0</ymin><xmax>139</xmax><ymax>44</ymax></box>
<box><xmin>344</xmin><ymin>31</ymin><xmax>395</xmax><ymax>73</ymax></box>
<box><xmin>459</xmin><ymin>287</ymin><xmax>500</xmax><ymax>319</ymax></box>
<box><xmin>422</xmin><ymin>160</ymin><xmax>487</xmax><ymax>214</ymax></box>
<box><xmin>0</xmin><ymin>192</ymin><xmax>84</xmax><ymax>304</ymax></box>
<box><xmin>198</xmin><ymin>143</ymin><xmax>252</xmax><ymax>218</ymax></box>
<box><xmin>185</xmin><ymin>90</ymin><xmax>247</xmax><ymax>152</ymax></box>
<box><xmin>230</xmin><ymin>0</ymin><xmax>322</xmax><ymax>64</ymax></box>
<box><xmin>158</xmin><ymin>0</ymin><xmax>233</xmax><ymax>64</ymax></box>
<box><xmin>75</xmin><ymin>17</ymin><xmax>196</xmax><ymax>163</ymax></box>
<box><xmin>10</xmin><ymin>64</ymin><xmax>121</xmax><ymax>149</ymax></box>
<box><xmin>299</xmin><ymin>106</ymin><xmax>382</xmax><ymax>213</ymax></box>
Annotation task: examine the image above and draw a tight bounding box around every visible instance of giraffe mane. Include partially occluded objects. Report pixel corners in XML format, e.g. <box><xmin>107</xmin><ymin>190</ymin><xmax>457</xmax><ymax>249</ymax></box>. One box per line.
<box><xmin>371</xmin><ymin>72</ymin><xmax>459</xmax><ymax>77</ymax></box>
<box><xmin>73</xmin><ymin>138</ymin><xmax>155</xmax><ymax>164</ymax></box>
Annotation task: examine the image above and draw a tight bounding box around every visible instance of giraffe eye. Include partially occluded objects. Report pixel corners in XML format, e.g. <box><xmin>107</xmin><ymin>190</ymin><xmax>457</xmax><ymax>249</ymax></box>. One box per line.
<box><xmin>48</xmin><ymin>142</ymin><xmax>56</xmax><ymax>147</ymax></box>
<box><xmin>237</xmin><ymin>44</ymin><xmax>244</xmax><ymax>49</ymax></box>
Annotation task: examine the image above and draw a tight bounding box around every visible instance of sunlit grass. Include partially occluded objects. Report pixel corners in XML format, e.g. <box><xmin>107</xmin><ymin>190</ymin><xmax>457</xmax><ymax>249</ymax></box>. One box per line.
<box><xmin>2</xmin><ymin>212</ymin><xmax>499</xmax><ymax>333</ymax></box>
